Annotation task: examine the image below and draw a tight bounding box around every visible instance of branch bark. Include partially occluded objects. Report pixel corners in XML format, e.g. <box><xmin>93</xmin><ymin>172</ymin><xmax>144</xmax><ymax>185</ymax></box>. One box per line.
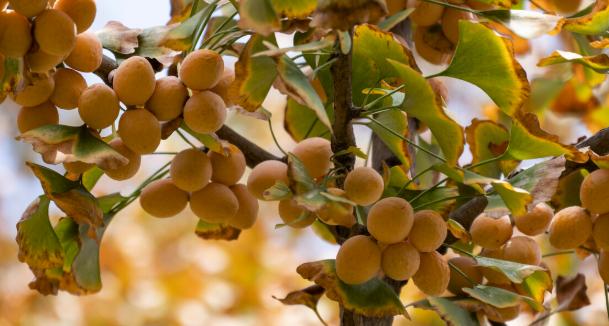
<box><xmin>94</xmin><ymin>55</ymin><xmax>280</xmax><ymax>168</ymax></box>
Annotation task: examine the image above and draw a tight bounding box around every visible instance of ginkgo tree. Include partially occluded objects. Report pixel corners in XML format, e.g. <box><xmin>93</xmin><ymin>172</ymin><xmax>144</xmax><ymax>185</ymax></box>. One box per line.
<box><xmin>3</xmin><ymin>0</ymin><xmax>609</xmax><ymax>325</ymax></box>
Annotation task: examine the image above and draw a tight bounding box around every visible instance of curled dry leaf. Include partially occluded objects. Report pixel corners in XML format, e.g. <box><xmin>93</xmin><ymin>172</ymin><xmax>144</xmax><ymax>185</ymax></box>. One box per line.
<box><xmin>96</xmin><ymin>21</ymin><xmax>142</xmax><ymax>55</ymax></box>
<box><xmin>556</xmin><ymin>273</ymin><xmax>590</xmax><ymax>312</ymax></box>
<box><xmin>195</xmin><ymin>220</ymin><xmax>241</xmax><ymax>241</ymax></box>
<box><xmin>273</xmin><ymin>285</ymin><xmax>326</xmax><ymax>324</ymax></box>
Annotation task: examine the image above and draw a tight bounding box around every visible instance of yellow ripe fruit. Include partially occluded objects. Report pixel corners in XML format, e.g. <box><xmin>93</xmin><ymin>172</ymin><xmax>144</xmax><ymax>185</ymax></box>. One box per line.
<box><xmin>413</xmin><ymin>251</ymin><xmax>450</xmax><ymax>295</ymax></box>
<box><xmin>34</xmin><ymin>9</ymin><xmax>77</xmax><ymax>57</ymax></box>
<box><xmin>78</xmin><ymin>83</ymin><xmax>119</xmax><ymax>129</ymax></box>
<box><xmin>146</xmin><ymin>76</ymin><xmax>188</xmax><ymax>121</ymax></box>
<box><xmin>413</xmin><ymin>25</ymin><xmax>454</xmax><ymax>65</ymax></box>
<box><xmin>117</xmin><ymin>108</ymin><xmax>161</xmax><ymax>154</ymax></box>
<box><xmin>0</xmin><ymin>11</ymin><xmax>32</xmax><ymax>57</ymax></box>
<box><xmin>344</xmin><ymin>166</ymin><xmax>384</xmax><ymax>206</ymax></box>
<box><xmin>447</xmin><ymin>256</ymin><xmax>482</xmax><ymax>295</ymax></box>
<box><xmin>17</xmin><ymin>102</ymin><xmax>59</xmax><ymax>133</ymax></box>
<box><xmin>410</xmin><ymin>0</ymin><xmax>444</xmax><ymax>26</ymax></box>
<box><xmin>50</xmin><ymin>68</ymin><xmax>86</xmax><ymax>109</ymax></box>
<box><xmin>278</xmin><ymin>198</ymin><xmax>316</xmax><ymax>228</ymax></box>
<box><xmin>112</xmin><ymin>56</ymin><xmax>156</xmax><ymax>106</ymax></box>
<box><xmin>441</xmin><ymin>8</ymin><xmax>475</xmax><ymax>44</ymax></box>
<box><xmin>386</xmin><ymin>0</ymin><xmax>407</xmax><ymax>15</ymax></box>
<box><xmin>470</xmin><ymin>214</ymin><xmax>513</xmax><ymax>250</ymax></box>
<box><xmin>479</xmin><ymin>247</ymin><xmax>510</xmax><ymax>285</ymax></box>
<box><xmin>25</xmin><ymin>49</ymin><xmax>64</xmax><ymax>73</ymax></box>
<box><xmin>139</xmin><ymin>178</ymin><xmax>189</xmax><ymax>218</ymax></box>
<box><xmin>227</xmin><ymin>184</ymin><xmax>259</xmax><ymax>229</ymax></box>
<box><xmin>292</xmin><ymin>137</ymin><xmax>333</xmax><ymax>178</ymax></box>
<box><xmin>247</xmin><ymin>160</ymin><xmax>289</xmax><ymax>200</ymax></box>
<box><xmin>593</xmin><ymin>214</ymin><xmax>609</xmax><ymax>250</ymax></box>
<box><xmin>513</xmin><ymin>202</ymin><xmax>554</xmax><ymax>236</ymax></box>
<box><xmin>8</xmin><ymin>0</ymin><xmax>47</xmax><ymax>17</ymax></box>
<box><xmin>599</xmin><ymin>250</ymin><xmax>609</xmax><ymax>284</ymax></box>
<box><xmin>210</xmin><ymin>69</ymin><xmax>234</xmax><ymax>105</ymax></box>
<box><xmin>64</xmin><ymin>32</ymin><xmax>102</xmax><ymax>72</ymax></box>
<box><xmin>64</xmin><ymin>161</ymin><xmax>94</xmax><ymax>176</ymax></box>
<box><xmin>381</xmin><ymin>241</ymin><xmax>420</xmax><ymax>281</ymax></box>
<box><xmin>190</xmin><ymin>182</ymin><xmax>239</xmax><ymax>224</ymax></box>
<box><xmin>409</xmin><ymin>210</ymin><xmax>447</xmax><ymax>252</ymax></box>
<box><xmin>183</xmin><ymin>91</ymin><xmax>226</xmax><ymax>134</ymax></box>
<box><xmin>316</xmin><ymin>188</ymin><xmax>356</xmax><ymax>227</ymax></box>
<box><xmin>12</xmin><ymin>74</ymin><xmax>55</xmax><ymax>107</ymax></box>
<box><xmin>179</xmin><ymin>49</ymin><xmax>224</xmax><ymax>90</ymax></box>
<box><xmin>170</xmin><ymin>148</ymin><xmax>212</xmax><ymax>192</ymax></box>
<box><xmin>367</xmin><ymin>197</ymin><xmax>414</xmax><ymax>244</ymax></box>
<box><xmin>503</xmin><ymin>236</ymin><xmax>541</xmax><ymax>266</ymax></box>
<box><xmin>0</xmin><ymin>0</ymin><xmax>6</xmax><ymax>10</ymax></box>
<box><xmin>54</xmin><ymin>0</ymin><xmax>96</xmax><ymax>33</ymax></box>
<box><xmin>208</xmin><ymin>144</ymin><xmax>246</xmax><ymax>186</ymax></box>
<box><xmin>336</xmin><ymin>235</ymin><xmax>381</xmax><ymax>284</ymax></box>
<box><xmin>580</xmin><ymin>169</ymin><xmax>609</xmax><ymax>215</ymax></box>
<box><xmin>103</xmin><ymin>138</ymin><xmax>141</xmax><ymax>180</ymax></box>
<box><xmin>549</xmin><ymin>206</ymin><xmax>592</xmax><ymax>250</ymax></box>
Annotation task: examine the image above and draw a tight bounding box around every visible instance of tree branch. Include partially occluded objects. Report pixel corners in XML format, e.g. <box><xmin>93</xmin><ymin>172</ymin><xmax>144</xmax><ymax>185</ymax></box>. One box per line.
<box><xmin>94</xmin><ymin>55</ymin><xmax>280</xmax><ymax>168</ymax></box>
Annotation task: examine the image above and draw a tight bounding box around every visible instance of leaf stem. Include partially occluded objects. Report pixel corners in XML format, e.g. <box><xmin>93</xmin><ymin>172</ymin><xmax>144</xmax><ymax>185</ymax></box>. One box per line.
<box><xmin>409</xmin><ymin>177</ymin><xmax>448</xmax><ymax>204</ymax></box>
<box><xmin>413</xmin><ymin>195</ymin><xmax>469</xmax><ymax>211</ymax></box>
<box><xmin>419</xmin><ymin>0</ymin><xmax>479</xmax><ymax>14</ymax></box>
<box><xmin>176</xmin><ymin>129</ymin><xmax>199</xmax><ymax>149</ymax></box>
<box><xmin>268</xmin><ymin>117</ymin><xmax>288</xmax><ymax>156</ymax></box>
<box><xmin>449</xmin><ymin>261</ymin><xmax>478</xmax><ymax>286</ymax></box>
<box><xmin>362</xmin><ymin>85</ymin><xmax>405</xmax><ymax>110</ymax></box>
<box><xmin>397</xmin><ymin>165</ymin><xmax>435</xmax><ymax>196</ymax></box>
<box><xmin>467</xmin><ymin>155</ymin><xmax>504</xmax><ymax>170</ymax></box>
<box><xmin>542</xmin><ymin>250</ymin><xmax>574</xmax><ymax>258</ymax></box>
<box><xmin>189</xmin><ymin>1</ymin><xmax>219</xmax><ymax>53</ymax></box>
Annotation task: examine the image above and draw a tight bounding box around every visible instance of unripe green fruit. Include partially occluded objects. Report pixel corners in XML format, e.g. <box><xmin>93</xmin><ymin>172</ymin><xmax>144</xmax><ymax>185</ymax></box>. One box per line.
<box><xmin>278</xmin><ymin>199</ymin><xmax>316</xmax><ymax>228</ymax></box>
<box><xmin>50</xmin><ymin>68</ymin><xmax>87</xmax><ymax>109</ymax></box>
<box><xmin>17</xmin><ymin>102</ymin><xmax>59</xmax><ymax>133</ymax></box>
<box><xmin>170</xmin><ymin>148</ymin><xmax>212</xmax><ymax>192</ymax></box>
<box><xmin>179</xmin><ymin>49</ymin><xmax>224</xmax><ymax>90</ymax></box>
<box><xmin>336</xmin><ymin>235</ymin><xmax>381</xmax><ymax>285</ymax></box>
<box><xmin>408</xmin><ymin>210</ymin><xmax>447</xmax><ymax>252</ymax></box>
<box><xmin>190</xmin><ymin>182</ymin><xmax>239</xmax><ymax>224</ymax></box>
<box><xmin>112</xmin><ymin>56</ymin><xmax>156</xmax><ymax>106</ymax></box>
<box><xmin>227</xmin><ymin>184</ymin><xmax>259</xmax><ymax>229</ymax></box>
<box><xmin>470</xmin><ymin>214</ymin><xmax>512</xmax><ymax>250</ymax></box>
<box><xmin>117</xmin><ymin>108</ymin><xmax>161</xmax><ymax>154</ymax></box>
<box><xmin>146</xmin><ymin>76</ymin><xmax>188</xmax><ymax>121</ymax></box>
<box><xmin>34</xmin><ymin>9</ymin><xmax>77</xmax><ymax>57</ymax></box>
<box><xmin>78</xmin><ymin>83</ymin><xmax>120</xmax><ymax>129</ymax></box>
<box><xmin>381</xmin><ymin>241</ymin><xmax>420</xmax><ymax>281</ymax></box>
<box><xmin>139</xmin><ymin>179</ymin><xmax>189</xmax><ymax>218</ymax></box>
<box><xmin>447</xmin><ymin>256</ymin><xmax>482</xmax><ymax>295</ymax></box>
<box><xmin>580</xmin><ymin>168</ymin><xmax>609</xmax><ymax>215</ymax></box>
<box><xmin>247</xmin><ymin>160</ymin><xmax>289</xmax><ymax>200</ymax></box>
<box><xmin>344</xmin><ymin>166</ymin><xmax>384</xmax><ymax>206</ymax></box>
<box><xmin>367</xmin><ymin>197</ymin><xmax>414</xmax><ymax>244</ymax></box>
<box><xmin>292</xmin><ymin>137</ymin><xmax>333</xmax><ymax>178</ymax></box>
<box><xmin>208</xmin><ymin>144</ymin><xmax>246</xmax><ymax>186</ymax></box>
<box><xmin>103</xmin><ymin>138</ymin><xmax>141</xmax><ymax>181</ymax></box>
<box><xmin>513</xmin><ymin>202</ymin><xmax>553</xmax><ymax>236</ymax></box>
<box><xmin>183</xmin><ymin>90</ymin><xmax>226</xmax><ymax>134</ymax></box>
<box><xmin>64</xmin><ymin>32</ymin><xmax>103</xmax><ymax>72</ymax></box>
<box><xmin>413</xmin><ymin>251</ymin><xmax>450</xmax><ymax>295</ymax></box>
<box><xmin>548</xmin><ymin>206</ymin><xmax>592</xmax><ymax>250</ymax></box>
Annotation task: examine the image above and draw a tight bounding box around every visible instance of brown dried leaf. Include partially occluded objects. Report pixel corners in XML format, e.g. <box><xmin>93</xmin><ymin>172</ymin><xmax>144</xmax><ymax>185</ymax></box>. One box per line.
<box><xmin>556</xmin><ymin>273</ymin><xmax>590</xmax><ymax>312</ymax></box>
<box><xmin>96</xmin><ymin>21</ymin><xmax>142</xmax><ymax>55</ymax></box>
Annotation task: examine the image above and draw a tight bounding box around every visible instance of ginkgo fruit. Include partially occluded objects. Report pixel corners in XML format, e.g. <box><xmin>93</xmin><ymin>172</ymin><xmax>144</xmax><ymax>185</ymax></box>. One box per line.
<box><xmin>367</xmin><ymin>197</ymin><xmax>414</xmax><ymax>244</ymax></box>
<box><xmin>64</xmin><ymin>161</ymin><xmax>94</xmax><ymax>176</ymax></box>
<box><xmin>183</xmin><ymin>90</ymin><xmax>226</xmax><ymax>134</ymax></box>
<box><xmin>34</xmin><ymin>9</ymin><xmax>77</xmax><ymax>57</ymax></box>
<box><xmin>410</xmin><ymin>0</ymin><xmax>444</xmax><ymax>26</ymax></box>
<box><xmin>336</xmin><ymin>235</ymin><xmax>381</xmax><ymax>284</ymax></box>
<box><xmin>479</xmin><ymin>247</ymin><xmax>510</xmax><ymax>285</ymax></box>
<box><xmin>292</xmin><ymin>137</ymin><xmax>333</xmax><ymax>178</ymax></box>
<box><xmin>316</xmin><ymin>188</ymin><xmax>356</xmax><ymax>227</ymax></box>
<box><xmin>210</xmin><ymin>69</ymin><xmax>235</xmax><ymax>105</ymax></box>
<box><xmin>343</xmin><ymin>166</ymin><xmax>384</xmax><ymax>206</ymax></box>
<box><xmin>146</xmin><ymin>76</ymin><xmax>188</xmax><ymax>121</ymax></box>
<box><xmin>580</xmin><ymin>168</ymin><xmax>609</xmax><ymax>215</ymax></box>
<box><xmin>50</xmin><ymin>68</ymin><xmax>87</xmax><ymax>109</ymax></box>
<box><xmin>179</xmin><ymin>49</ymin><xmax>224</xmax><ymax>90</ymax></box>
<box><xmin>551</xmin><ymin>0</ymin><xmax>581</xmax><ymax>13</ymax></box>
<box><xmin>381</xmin><ymin>241</ymin><xmax>420</xmax><ymax>281</ymax></box>
<box><xmin>190</xmin><ymin>182</ymin><xmax>239</xmax><ymax>224</ymax></box>
<box><xmin>0</xmin><ymin>11</ymin><xmax>32</xmax><ymax>57</ymax></box>
<box><xmin>112</xmin><ymin>56</ymin><xmax>156</xmax><ymax>106</ymax></box>
<box><xmin>593</xmin><ymin>214</ymin><xmax>609</xmax><ymax>250</ymax></box>
<box><xmin>208</xmin><ymin>144</ymin><xmax>246</xmax><ymax>186</ymax></box>
<box><xmin>599</xmin><ymin>250</ymin><xmax>609</xmax><ymax>284</ymax></box>
<box><xmin>513</xmin><ymin>202</ymin><xmax>554</xmax><ymax>236</ymax></box>
<box><xmin>548</xmin><ymin>206</ymin><xmax>592</xmax><ymax>249</ymax></box>
<box><xmin>64</xmin><ymin>32</ymin><xmax>103</xmax><ymax>72</ymax></box>
<box><xmin>441</xmin><ymin>8</ymin><xmax>474</xmax><ymax>44</ymax></box>
<box><xmin>78</xmin><ymin>83</ymin><xmax>120</xmax><ymax>129</ymax></box>
<box><xmin>413</xmin><ymin>25</ymin><xmax>453</xmax><ymax>65</ymax></box>
<box><xmin>139</xmin><ymin>178</ymin><xmax>189</xmax><ymax>218</ymax></box>
<box><xmin>502</xmin><ymin>236</ymin><xmax>542</xmax><ymax>266</ymax></box>
<box><xmin>227</xmin><ymin>184</ymin><xmax>259</xmax><ymax>230</ymax></box>
<box><xmin>413</xmin><ymin>251</ymin><xmax>450</xmax><ymax>296</ymax></box>
<box><xmin>170</xmin><ymin>148</ymin><xmax>212</xmax><ymax>192</ymax></box>
<box><xmin>54</xmin><ymin>0</ymin><xmax>97</xmax><ymax>33</ymax></box>
<box><xmin>470</xmin><ymin>214</ymin><xmax>513</xmax><ymax>250</ymax></box>
<box><xmin>12</xmin><ymin>74</ymin><xmax>55</xmax><ymax>107</ymax></box>
<box><xmin>447</xmin><ymin>256</ymin><xmax>482</xmax><ymax>295</ymax></box>
<box><xmin>247</xmin><ymin>160</ymin><xmax>289</xmax><ymax>200</ymax></box>
<box><xmin>408</xmin><ymin>210</ymin><xmax>447</xmax><ymax>252</ymax></box>
<box><xmin>103</xmin><ymin>138</ymin><xmax>141</xmax><ymax>181</ymax></box>
<box><xmin>386</xmin><ymin>0</ymin><xmax>407</xmax><ymax>15</ymax></box>
<box><xmin>278</xmin><ymin>199</ymin><xmax>316</xmax><ymax>228</ymax></box>
<box><xmin>26</xmin><ymin>49</ymin><xmax>64</xmax><ymax>73</ymax></box>
<box><xmin>117</xmin><ymin>108</ymin><xmax>161</xmax><ymax>154</ymax></box>
<box><xmin>17</xmin><ymin>102</ymin><xmax>59</xmax><ymax>133</ymax></box>
<box><xmin>8</xmin><ymin>0</ymin><xmax>47</xmax><ymax>17</ymax></box>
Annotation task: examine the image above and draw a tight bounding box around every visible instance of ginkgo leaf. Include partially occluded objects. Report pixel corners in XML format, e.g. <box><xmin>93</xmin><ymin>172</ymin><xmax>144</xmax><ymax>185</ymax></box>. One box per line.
<box><xmin>389</xmin><ymin>60</ymin><xmax>464</xmax><ymax>166</ymax></box>
<box><xmin>515</xmin><ymin>270</ymin><xmax>553</xmax><ymax>304</ymax></box>
<box><xmin>559</xmin><ymin>0</ymin><xmax>609</xmax><ymax>35</ymax></box>
<box><xmin>426</xmin><ymin>297</ymin><xmax>478</xmax><ymax>326</ymax></box>
<box><xmin>96</xmin><ymin>21</ymin><xmax>141</xmax><ymax>54</ymax></box>
<box><xmin>238</xmin><ymin>0</ymin><xmax>280</xmax><ymax>36</ymax></box>
<box><xmin>481</xmin><ymin>9</ymin><xmax>561</xmax><ymax>39</ymax></box>
<box><xmin>273</xmin><ymin>285</ymin><xmax>326</xmax><ymax>324</ymax></box>
<box><xmin>284</xmin><ymin>99</ymin><xmax>332</xmax><ymax>142</ymax></box>
<box><xmin>195</xmin><ymin>220</ymin><xmax>241</xmax><ymax>241</ymax></box>
<box><xmin>463</xmin><ymin>285</ymin><xmax>543</xmax><ymax>312</ymax></box>
<box><xmin>438</xmin><ymin>21</ymin><xmax>530</xmax><ymax>116</ymax></box>
<box><xmin>1</xmin><ymin>56</ymin><xmax>23</xmax><ymax>94</ymax></box>
<box><xmin>229</xmin><ymin>35</ymin><xmax>278</xmax><ymax>112</ymax></box>
<box><xmin>475</xmin><ymin>256</ymin><xmax>544</xmax><ymax>283</ymax></box>
<box><xmin>17</xmin><ymin>125</ymin><xmax>128</xmax><ymax>170</ymax></box>
<box><xmin>551</xmin><ymin>169</ymin><xmax>586</xmax><ymax>210</ymax></box>
<box><xmin>465</xmin><ymin>119</ymin><xmax>513</xmax><ymax>178</ymax></box>
<box><xmin>275</xmin><ymin>56</ymin><xmax>332</xmax><ymax>130</ymax></box>
<box><xmin>181</xmin><ymin>124</ymin><xmax>224</xmax><ymax>154</ymax></box>
<box><xmin>538</xmin><ymin>50</ymin><xmax>609</xmax><ymax>73</ymax></box>
<box><xmin>378</xmin><ymin>8</ymin><xmax>415</xmax><ymax>31</ymax></box>
<box><xmin>270</xmin><ymin>0</ymin><xmax>318</xmax><ymax>19</ymax></box>
<box><xmin>368</xmin><ymin>110</ymin><xmax>412</xmax><ymax>168</ymax></box>
<box><xmin>491</xmin><ymin>181</ymin><xmax>532</xmax><ymax>216</ymax></box>
<box><xmin>296</xmin><ymin>259</ymin><xmax>407</xmax><ymax>318</ymax></box>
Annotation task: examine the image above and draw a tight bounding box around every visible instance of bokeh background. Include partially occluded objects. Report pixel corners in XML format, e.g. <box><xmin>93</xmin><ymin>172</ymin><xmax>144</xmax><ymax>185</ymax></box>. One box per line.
<box><xmin>0</xmin><ymin>0</ymin><xmax>608</xmax><ymax>325</ymax></box>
